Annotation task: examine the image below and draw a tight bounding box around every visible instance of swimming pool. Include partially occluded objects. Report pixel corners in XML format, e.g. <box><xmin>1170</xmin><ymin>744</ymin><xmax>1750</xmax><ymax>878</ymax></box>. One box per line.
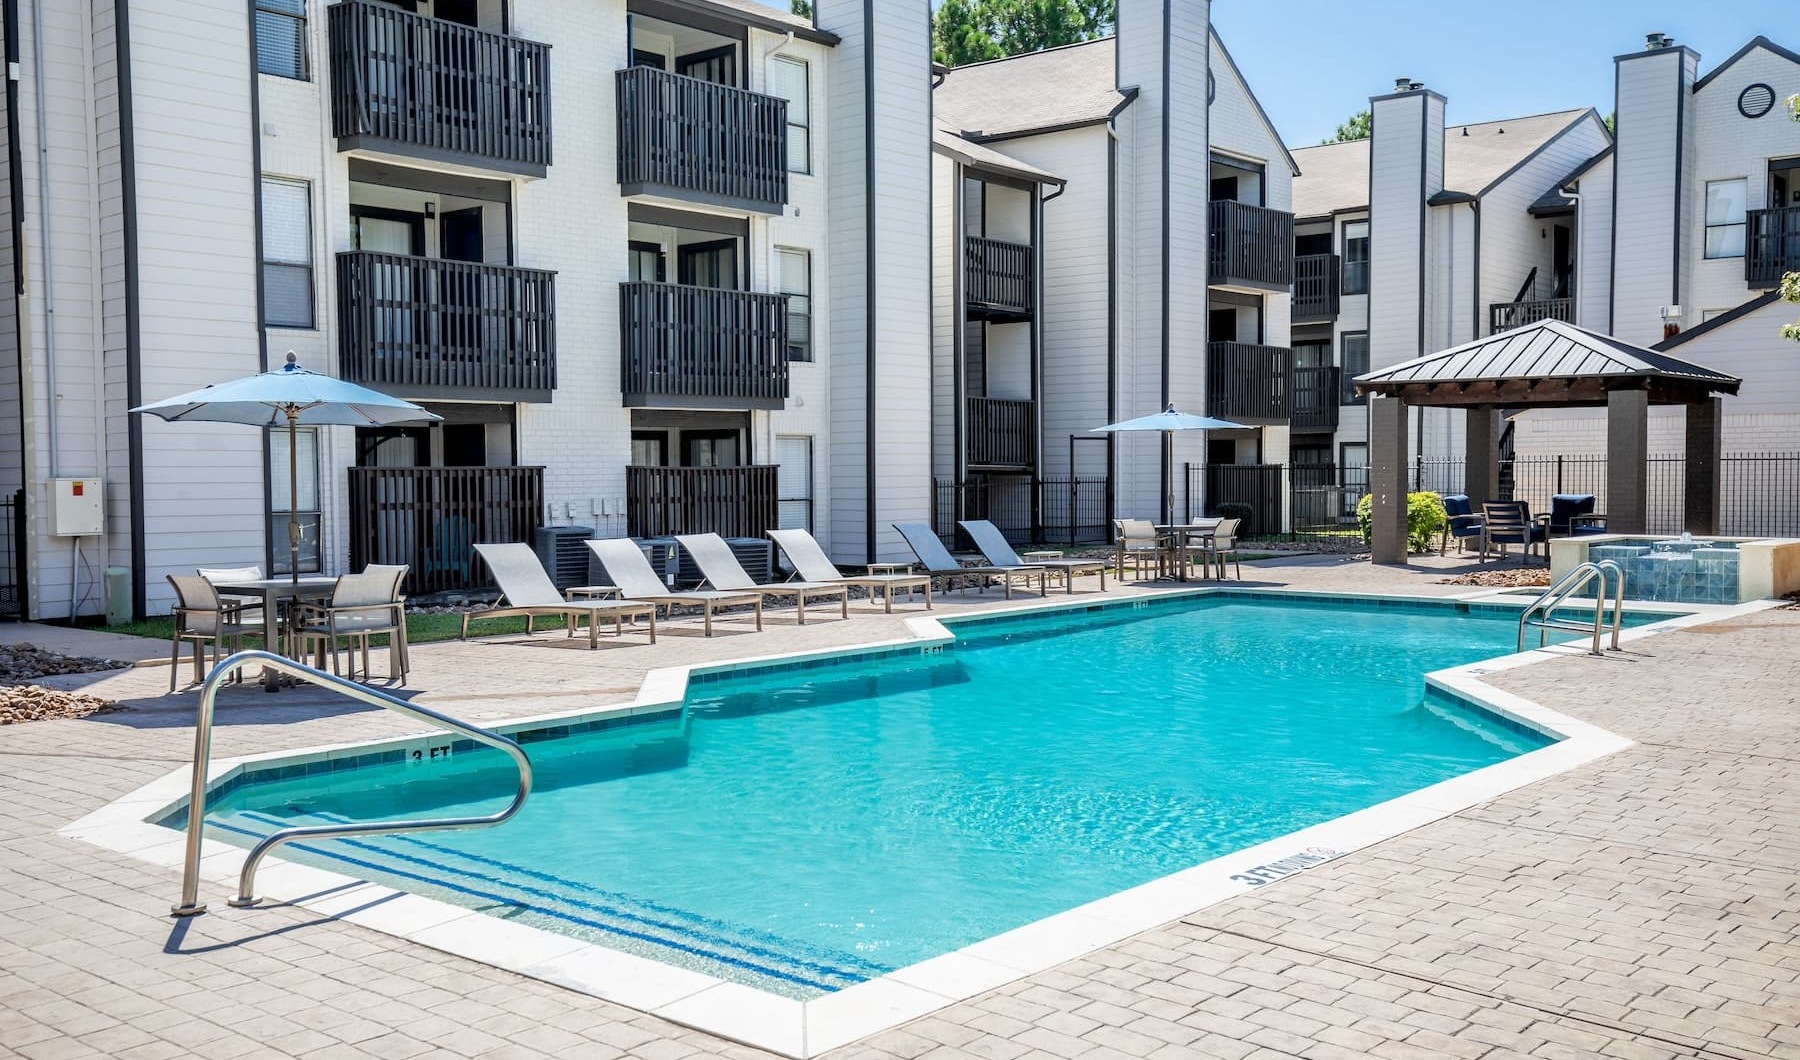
<box><xmin>173</xmin><ymin>593</ymin><xmax>1570</xmax><ymax>1001</ymax></box>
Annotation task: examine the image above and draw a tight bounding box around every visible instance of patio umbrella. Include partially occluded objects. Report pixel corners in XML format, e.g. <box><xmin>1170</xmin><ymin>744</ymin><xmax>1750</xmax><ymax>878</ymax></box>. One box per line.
<box><xmin>1091</xmin><ymin>404</ymin><xmax>1249</xmax><ymax>524</ymax></box>
<box><xmin>131</xmin><ymin>351</ymin><xmax>440</xmax><ymax>583</ymax></box>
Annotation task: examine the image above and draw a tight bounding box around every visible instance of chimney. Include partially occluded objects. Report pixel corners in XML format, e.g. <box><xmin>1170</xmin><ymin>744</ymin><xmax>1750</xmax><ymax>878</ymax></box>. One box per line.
<box><xmin>1368</xmin><ymin>78</ymin><xmax>1446</xmax><ymax>366</ymax></box>
<box><xmin>1610</xmin><ymin>34</ymin><xmax>1699</xmax><ymax>344</ymax></box>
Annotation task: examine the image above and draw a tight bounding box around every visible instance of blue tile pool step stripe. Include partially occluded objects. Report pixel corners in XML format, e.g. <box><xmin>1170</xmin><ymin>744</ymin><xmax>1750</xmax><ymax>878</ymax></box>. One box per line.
<box><xmin>224</xmin><ymin>809</ymin><xmax>881</xmax><ymax>995</ymax></box>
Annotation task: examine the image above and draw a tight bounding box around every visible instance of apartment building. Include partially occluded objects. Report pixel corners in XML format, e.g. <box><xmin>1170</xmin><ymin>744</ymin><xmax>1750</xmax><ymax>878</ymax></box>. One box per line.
<box><xmin>930</xmin><ymin>9</ymin><xmax>1300</xmax><ymax>533</ymax></box>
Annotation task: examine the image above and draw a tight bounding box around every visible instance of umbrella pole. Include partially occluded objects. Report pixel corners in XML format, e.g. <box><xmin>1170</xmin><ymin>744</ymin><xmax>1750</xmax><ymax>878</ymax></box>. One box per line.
<box><xmin>287</xmin><ymin>407</ymin><xmax>301</xmax><ymax>585</ymax></box>
<box><xmin>1163</xmin><ymin>430</ymin><xmax>1174</xmax><ymax>525</ymax></box>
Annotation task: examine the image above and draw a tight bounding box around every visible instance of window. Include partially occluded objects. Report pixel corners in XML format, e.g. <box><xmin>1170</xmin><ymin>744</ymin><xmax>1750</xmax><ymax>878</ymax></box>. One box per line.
<box><xmin>777</xmin><ymin>247</ymin><xmax>812</xmax><ymax>362</ymax></box>
<box><xmin>1340</xmin><ymin>331</ymin><xmax>1369</xmax><ymax>404</ymax></box>
<box><xmin>775</xmin><ymin>435</ymin><xmax>813</xmax><ymax>532</ymax></box>
<box><xmin>254</xmin><ymin>0</ymin><xmax>308</xmax><ymax>80</ymax></box>
<box><xmin>1342</xmin><ymin>220</ymin><xmax>1370</xmax><ymax>294</ymax></box>
<box><xmin>260</xmin><ymin>178</ymin><xmax>314</xmax><ymax>328</ymax></box>
<box><xmin>269</xmin><ymin>427</ymin><xmax>321</xmax><ymax>575</ymax></box>
<box><xmin>1704</xmin><ymin>178</ymin><xmax>1747</xmax><ymax>259</ymax></box>
<box><xmin>770</xmin><ymin>56</ymin><xmax>810</xmax><ymax>174</ymax></box>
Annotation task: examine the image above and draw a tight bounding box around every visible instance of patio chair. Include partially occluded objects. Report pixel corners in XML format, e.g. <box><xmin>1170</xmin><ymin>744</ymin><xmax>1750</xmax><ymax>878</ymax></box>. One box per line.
<box><xmin>676</xmin><ymin>533</ymin><xmax>848</xmax><ymax>624</ymax></box>
<box><xmin>891</xmin><ymin>522</ymin><xmax>1046</xmax><ymax>599</ymax></box>
<box><xmin>1548</xmin><ymin>493</ymin><xmax>1607</xmax><ymax>537</ymax></box>
<box><xmin>291</xmin><ymin>569</ymin><xmax>410</xmax><ymax>681</ymax></box>
<box><xmin>166</xmin><ymin>574</ymin><xmax>262</xmax><ymax>692</ymax></box>
<box><xmin>586</xmin><ymin>538</ymin><xmax>763</xmax><ymax>637</ymax></box>
<box><xmin>767</xmin><ymin>528</ymin><xmax>933</xmax><ymax>613</ymax></box>
<box><xmin>361</xmin><ymin>563</ymin><xmax>412</xmax><ymax>675</ymax></box>
<box><xmin>1438</xmin><ymin>495</ymin><xmax>1486</xmax><ymax>555</ymax></box>
<box><xmin>1480</xmin><ymin>501</ymin><xmax>1549</xmax><ymax>562</ymax></box>
<box><xmin>464</xmin><ymin>542</ymin><xmax>660</xmax><ymax>648</ymax></box>
<box><xmin>1113</xmin><ymin>519</ymin><xmax>1167</xmax><ymax>581</ymax></box>
<box><xmin>1208</xmin><ymin>518</ymin><xmax>1243</xmax><ymax>580</ymax></box>
<box><xmin>958</xmin><ymin>520</ymin><xmax>1106</xmax><ymax>593</ymax></box>
<box><xmin>197</xmin><ymin>565</ymin><xmax>266</xmax><ymax>626</ymax></box>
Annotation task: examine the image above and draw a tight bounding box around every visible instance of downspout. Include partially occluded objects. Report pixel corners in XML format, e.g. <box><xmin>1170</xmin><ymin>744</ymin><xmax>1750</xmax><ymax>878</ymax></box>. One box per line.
<box><xmin>28</xmin><ymin>0</ymin><xmax>55</xmax><ymax>477</ymax></box>
<box><xmin>1105</xmin><ymin>116</ymin><xmax>1120</xmax><ymax>514</ymax></box>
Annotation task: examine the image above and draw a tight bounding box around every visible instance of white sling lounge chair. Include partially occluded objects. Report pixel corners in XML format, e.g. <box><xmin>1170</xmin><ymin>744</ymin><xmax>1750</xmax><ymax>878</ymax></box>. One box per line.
<box><xmin>958</xmin><ymin>520</ymin><xmax>1108</xmax><ymax>593</ymax></box>
<box><xmin>464</xmin><ymin>543</ymin><xmax>658</xmax><ymax>648</ymax></box>
<box><xmin>892</xmin><ymin>522</ymin><xmax>1046</xmax><ymax>599</ymax></box>
<box><xmin>767</xmin><ymin>528</ymin><xmax>933</xmax><ymax>613</ymax></box>
<box><xmin>675</xmin><ymin>533</ymin><xmax>849</xmax><ymax>624</ymax></box>
<box><xmin>586</xmin><ymin>538</ymin><xmax>764</xmax><ymax>637</ymax></box>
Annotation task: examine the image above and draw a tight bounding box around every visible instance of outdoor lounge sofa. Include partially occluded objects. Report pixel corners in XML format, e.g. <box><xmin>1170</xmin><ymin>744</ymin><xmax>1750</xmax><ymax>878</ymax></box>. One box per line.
<box><xmin>958</xmin><ymin>519</ymin><xmax>1107</xmax><ymax>593</ymax></box>
<box><xmin>1548</xmin><ymin>493</ymin><xmax>1607</xmax><ymax>537</ymax></box>
<box><xmin>464</xmin><ymin>543</ymin><xmax>659</xmax><ymax>648</ymax></box>
<box><xmin>586</xmin><ymin>538</ymin><xmax>764</xmax><ymax>637</ymax></box>
<box><xmin>892</xmin><ymin>522</ymin><xmax>1046</xmax><ymax>599</ymax></box>
<box><xmin>676</xmin><ymin>533</ymin><xmax>849</xmax><ymax>624</ymax></box>
<box><xmin>767</xmin><ymin>528</ymin><xmax>933</xmax><ymax>613</ymax></box>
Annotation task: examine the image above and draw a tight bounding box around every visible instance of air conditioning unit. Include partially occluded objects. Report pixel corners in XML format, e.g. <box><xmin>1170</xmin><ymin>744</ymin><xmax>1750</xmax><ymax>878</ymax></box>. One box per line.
<box><xmin>675</xmin><ymin>537</ymin><xmax>773</xmax><ymax>588</ymax></box>
<box><xmin>533</xmin><ymin>525</ymin><xmax>594</xmax><ymax>591</ymax></box>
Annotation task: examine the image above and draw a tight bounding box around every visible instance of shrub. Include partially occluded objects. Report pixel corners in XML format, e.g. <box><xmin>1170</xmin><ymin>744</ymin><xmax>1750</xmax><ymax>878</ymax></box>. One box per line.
<box><xmin>1213</xmin><ymin>501</ymin><xmax>1254</xmax><ymax>527</ymax></box>
<box><xmin>1355</xmin><ymin>492</ymin><xmax>1448</xmax><ymax>553</ymax></box>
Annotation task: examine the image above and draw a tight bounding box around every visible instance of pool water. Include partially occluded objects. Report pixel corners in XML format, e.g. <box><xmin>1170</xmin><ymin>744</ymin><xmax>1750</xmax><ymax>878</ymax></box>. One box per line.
<box><xmin>189</xmin><ymin>594</ymin><xmax>1559</xmax><ymax>998</ymax></box>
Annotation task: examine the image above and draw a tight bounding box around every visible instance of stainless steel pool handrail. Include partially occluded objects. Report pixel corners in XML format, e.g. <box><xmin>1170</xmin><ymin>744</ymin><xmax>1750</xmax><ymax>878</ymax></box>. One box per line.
<box><xmin>171</xmin><ymin>650</ymin><xmax>532</xmax><ymax>917</ymax></box>
<box><xmin>1516</xmin><ymin>560</ymin><xmax>1625</xmax><ymax>656</ymax></box>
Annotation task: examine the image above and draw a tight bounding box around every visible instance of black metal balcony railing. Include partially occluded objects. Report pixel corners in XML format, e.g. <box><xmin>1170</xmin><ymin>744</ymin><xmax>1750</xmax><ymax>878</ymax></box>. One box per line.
<box><xmin>1208</xmin><ymin>200</ymin><xmax>1295</xmax><ymax>289</ymax></box>
<box><xmin>1206</xmin><ymin>341</ymin><xmax>1293</xmax><ymax>425</ymax></box>
<box><xmin>1488</xmin><ymin>297</ymin><xmax>1573</xmax><ymax>333</ymax></box>
<box><xmin>965</xmin><ymin>236</ymin><xmax>1033</xmax><ymax>318</ymax></box>
<box><xmin>966</xmin><ymin>397</ymin><xmax>1034</xmax><ymax>469</ymax></box>
<box><xmin>1291</xmin><ymin>366</ymin><xmax>1342</xmax><ymax>433</ymax></box>
<box><xmin>1293</xmin><ymin>253</ymin><xmax>1340</xmax><ymax>322</ymax></box>
<box><xmin>338</xmin><ymin>251</ymin><xmax>556</xmax><ymax>401</ymax></box>
<box><xmin>616</xmin><ymin>66</ymin><xmax>788</xmax><ymax>213</ymax></box>
<box><xmin>348</xmin><ymin>466</ymin><xmax>545</xmax><ymax>596</ymax></box>
<box><xmin>627</xmin><ymin>465</ymin><xmax>779</xmax><ymax>539</ymax></box>
<box><xmin>620</xmin><ymin>282</ymin><xmax>789</xmax><ymax>408</ymax></box>
<box><xmin>1747</xmin><ymin>206</ymin><xmax>1800</xmax><ymax>286</ymax></box>
<box><xmin>327</xmin><ymin>0</ymin><xmax>551</xmax><ymax>175</ymax></box>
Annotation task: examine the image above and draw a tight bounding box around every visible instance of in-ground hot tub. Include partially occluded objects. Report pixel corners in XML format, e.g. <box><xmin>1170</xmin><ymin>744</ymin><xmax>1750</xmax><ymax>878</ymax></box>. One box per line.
<box><xmin>1551</xmin><ymin>533</ymin><xmax>1800</xmax><ymax>604</ymax></box>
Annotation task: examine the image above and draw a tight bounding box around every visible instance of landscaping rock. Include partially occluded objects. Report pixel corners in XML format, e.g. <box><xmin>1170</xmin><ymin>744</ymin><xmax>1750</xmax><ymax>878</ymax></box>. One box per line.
<box><xmin>0</xmin><ymin>643</ymin><xmax>126</xmax><ymax>683</ymax></box>
<box><xmin>0</xmin><ymin>684</ymin><xmax>118</xmax><ymax>725</ymax></box>
<box><xmin>1437</xmin><ymin>569</ymin><xmax>1552</xmax><ymax>588</ymax></box>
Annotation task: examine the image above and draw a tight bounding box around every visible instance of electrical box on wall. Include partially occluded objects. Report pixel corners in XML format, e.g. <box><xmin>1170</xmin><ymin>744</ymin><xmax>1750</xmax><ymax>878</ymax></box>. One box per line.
<box><xmin>50</xmin><ymin>478</ymin><xmax>104</xmax><ymax>537</ymax></box>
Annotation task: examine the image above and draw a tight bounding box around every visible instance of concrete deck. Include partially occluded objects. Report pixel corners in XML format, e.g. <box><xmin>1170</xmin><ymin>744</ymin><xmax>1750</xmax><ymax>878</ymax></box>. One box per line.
<box><xmin>1</xmin><ymin>553</ymin><xmax>1793</xmax><ymax>1060</ymax></box>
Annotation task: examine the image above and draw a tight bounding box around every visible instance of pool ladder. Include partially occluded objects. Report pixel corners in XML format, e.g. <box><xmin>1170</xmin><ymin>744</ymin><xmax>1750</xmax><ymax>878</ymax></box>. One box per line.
<box><xmin>1517</xmin><ymin>560</ymin><xmax>1626</xmax><ymax>656</ymax></box>
<box><xmin>171</xmin><ymin>650</ymin><xmax>532</xmax><ymax>917</ymax></box>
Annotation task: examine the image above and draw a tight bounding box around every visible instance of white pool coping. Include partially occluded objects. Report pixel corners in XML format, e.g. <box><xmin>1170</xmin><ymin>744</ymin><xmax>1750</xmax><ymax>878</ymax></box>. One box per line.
<box><xmin>61</xmin><ymin>588</ymin><xmax>1780</xmax><ymax>1058</ymax></box>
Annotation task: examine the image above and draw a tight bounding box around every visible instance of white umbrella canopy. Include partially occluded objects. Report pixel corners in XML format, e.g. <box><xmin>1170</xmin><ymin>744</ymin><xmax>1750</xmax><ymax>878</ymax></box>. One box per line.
<box><xmin>1091</xmin><ymin>404</ymin><xmax>1250</xmax><ymax>523</ymax></box>
<box><xmin>131</xmin><ymin>352</ymin><xmax>440</xmax><ymax>581</ymax></box>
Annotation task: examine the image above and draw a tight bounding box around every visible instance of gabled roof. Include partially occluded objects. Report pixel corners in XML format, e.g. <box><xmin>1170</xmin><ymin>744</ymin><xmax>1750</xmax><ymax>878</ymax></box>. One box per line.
<box><xmin>933</xmin><ymin>38</ymin><xmax>1128</xmax><ymax>142</ymax></box>
<box><xmin>932</xmin><ymin>123</ymin><xmax>1063</xmax><ymax>186</ymax></box>
<box><xmin>1290</xmin><ymin>138</ymin><xmax>1370</xmax><ymax>219</ymax></box>
<box><xmin>1210</xmin><ymin>28</ymin><xmax>1299</xmax><ymax>176</ymax></box>
<box><xmin>1355</xmin><ymin>319</ymin><xmax>1740</xmax><ymax>407</ymax></box>
<box><xmin>1529</xmin><ymin>146</ymin><xmax>1613</xmax><ymax>216</ymax></box>
<box><xmin>1693</xmin><ymin>35</ymin><xmax>1800</xmax><ymax>92</ymax></box>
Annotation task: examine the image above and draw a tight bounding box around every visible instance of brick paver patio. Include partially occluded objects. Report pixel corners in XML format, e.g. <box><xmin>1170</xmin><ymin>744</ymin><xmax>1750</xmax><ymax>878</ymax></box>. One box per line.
<box><xmin>1</xmin><ymin>554</ymin><xmax>1794</xmax><ymax>1060</ymax></box>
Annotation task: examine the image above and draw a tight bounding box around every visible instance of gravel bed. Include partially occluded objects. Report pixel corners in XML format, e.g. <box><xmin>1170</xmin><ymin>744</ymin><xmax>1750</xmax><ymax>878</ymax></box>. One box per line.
<box><xmin>0</xmin><ymin>685</ymin><xmax>119</xmax><ymax>725</ymax></box>
<box><xmin>1437</xmin><ymin>569</ymin><xmax>1553</xmax><ymax>588</ymax></box>
<box><xmin>0</xmin><ymin>643</ymin><xmax>127</xmax><ymax>683</ymax></box>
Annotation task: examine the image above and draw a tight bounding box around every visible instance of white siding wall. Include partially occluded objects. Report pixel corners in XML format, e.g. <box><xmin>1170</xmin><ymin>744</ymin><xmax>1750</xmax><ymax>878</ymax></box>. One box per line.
<box><xmin>929</xmin><ymin>153</ymin><xmax>955</xmax><ymax>481</ymax></box>
<box><xmin>1573</xmin><ymin>154</ymin><xmax>1614</xmax><ymax>331</ymax></box>
<box><xmin>1477</xmin><ymin>113</ymin><xmax>1610</xmax><ymax>334</ymax></box>
<box><xmin>1611</xmin><ymin>47</ymin><xmax>1696</xmax><ymax>346</ymax></box>
<box><xmin>0</xmin><ymin>8</ymin><xmax>18</xmax><ymax>502</ymax></box>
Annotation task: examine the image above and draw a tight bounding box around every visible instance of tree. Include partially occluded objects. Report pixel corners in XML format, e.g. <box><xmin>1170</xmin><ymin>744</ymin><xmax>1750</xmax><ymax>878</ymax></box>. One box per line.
<box><xmin>790</xmin><ymin>0</ymin><xmax>811</xmax><ymax>17</ymax></box>
<box><xmin>1322</xmin><ymin>109</ymin><xmax>1371</xmax><ymax>144</ymax></box>
<box><xmin>1603</xmin><ymin>110</ymin><xmax>1615</xmax><ymax>136</ymax></box>
<box><xmin>932</xmin><ymin>0</ymin><xmax>1115</xmax><ymax>68</ymax></box>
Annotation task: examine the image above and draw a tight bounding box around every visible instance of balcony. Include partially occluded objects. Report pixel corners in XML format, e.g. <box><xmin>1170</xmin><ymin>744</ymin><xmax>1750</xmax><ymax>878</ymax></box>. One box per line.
<box><xmin>1747</xmin><ymin>206</ymin><xmax>1800</xmax><ymax>286</ymax></box>
<box><xmin>627</xmin><ymin>464</ymin><xmax>778</xmax><ymax>539</ymax></box>
<box><xmin>965</xmin><ymin>236</ymin><xmax>1034</xmax><ymax>320</ymax></box>
<box><xmin>966</xmin><ymin>397</ymin><xmax>1034</xmax><ymax>470</ymax></box>
<box><xmin>1488</xmin><ymin>297</ymin><xmax>1572</xmax><ymax>333</ymax></box>
<box><xmin>1291</xmin><ymin>366</ymin><xmax>1342</xmax><ymax>433</ymax></box>
<box><xmin>616</xmin><ymin>66</ymin><xmax>788</xmax><ymax>214</ymax></box>
<box><xmin>348</xmin><ymin>466</ymin><xmax>545</xmax><ymax>596</ymax></box>
<box><xmin>327</xmin><ymin>1</ymin><xmax>551</xmax><ymax>177</ymax></box>
<box><xmin>1208</xmin><ymin>200</ymin><xmax>1295</xmax><ymax>290</ymax></box>
<box><xmin>1206</xmin><ymin>341</ymin><xmax>1292</xmax><ymax>425</ymax></box>
<box><xmin>337</xmin><ymin>251</ymin><xmax>557</xmax><ymax>402</ymax></box>
<box><xmin>620</xmin><ymin>282</ymin><xmax>789</xmax><ymax>409</ymax></box>
<box><xmin>1293</xmin><ymin>253</ymin><xmax>1340</xmax><ymax>322</ymax></box>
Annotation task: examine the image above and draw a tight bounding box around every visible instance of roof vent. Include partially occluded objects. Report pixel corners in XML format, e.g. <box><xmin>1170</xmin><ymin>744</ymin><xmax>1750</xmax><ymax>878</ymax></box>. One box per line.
<box><xmin>1410</xmin><ymin>81</ymin><xmax>1425</xmax><ymax>92</ymax></box>
<box><xmin>1645</xmin><ymin>32</ymin><xmax>1672</xmax><ymax>49</ymax></box>
<box><xmin>1395</xmin><ymin>77</ymin><xmax>1413</xmax><ymax>92</ymax></box>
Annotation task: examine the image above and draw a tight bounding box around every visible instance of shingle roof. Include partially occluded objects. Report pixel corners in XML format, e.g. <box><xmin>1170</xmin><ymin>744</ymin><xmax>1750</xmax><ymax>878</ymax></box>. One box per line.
<box><xmin>1356</xmin><ymin>319</ymin><xmax>1740</xmax><ymax>393</ymax></box>
<box><xmin>933</xmin><ymin>123</ymin><xmax>1063</xmax><ymax>184</ymax></box>
<box><xmin>1291</xmin><ymin>108</ymin><xmax>1598</xmax><ymax>219</ymax></box>
<box><xmin>933</xmin><ymin>38</ymin><xmax>1127</xmax><ymax>141</ymax></box>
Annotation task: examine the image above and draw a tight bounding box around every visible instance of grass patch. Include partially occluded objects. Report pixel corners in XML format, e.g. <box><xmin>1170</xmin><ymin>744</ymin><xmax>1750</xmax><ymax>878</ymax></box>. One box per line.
<box><xmin>99</xmin><ymin>612</ymin><xmax>538</xmax><ymax>647</ymax></box>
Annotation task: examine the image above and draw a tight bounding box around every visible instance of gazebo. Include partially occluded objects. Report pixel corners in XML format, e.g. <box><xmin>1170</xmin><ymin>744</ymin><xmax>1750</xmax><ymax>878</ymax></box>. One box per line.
<box><xmin>1353</xmin><ymin>319</ymin><xmax>1742</xmax><ymax>564</ymax></box>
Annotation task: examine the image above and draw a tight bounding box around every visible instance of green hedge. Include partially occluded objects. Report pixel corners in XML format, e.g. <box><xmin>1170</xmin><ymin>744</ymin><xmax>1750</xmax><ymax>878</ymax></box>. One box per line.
<box><xmin>1355</xmin><ymin>492</ymin><xmax>1448</xmax><ymax>554</ymax></box>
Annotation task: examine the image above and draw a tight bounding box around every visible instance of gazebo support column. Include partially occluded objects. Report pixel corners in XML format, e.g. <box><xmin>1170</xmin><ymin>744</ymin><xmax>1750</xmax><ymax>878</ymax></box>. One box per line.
<box><xmin>1369</xmin><ymin>395</ymin><xmax>1410</xmax><ymax>564</ymax></box>
<box><xmin>1464</xmin><ymin>407</ymin><xmax>1499</xmax><ymax>504</ymax></box>
<box><xmin>1684</xmin><ymin>397</ymin><xmax>1722</xmax><ymax>534</ymax></box>
<box><xmin>1606</xmin><ymin>388</ymin><xmax>1650</xmax><ymax>535</ymax></box>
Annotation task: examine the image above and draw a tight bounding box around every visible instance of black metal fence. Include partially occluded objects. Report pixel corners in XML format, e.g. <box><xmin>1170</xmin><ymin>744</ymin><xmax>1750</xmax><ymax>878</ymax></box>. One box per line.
<box><xmin>0</xmin><ymin>490</ymin><xmax>22</xmax><ymax>619</ymax></box>
<box><xmin>931</xmin><ymin>476</ymin><xmax>1111</xmax><ymax>548</ymax></box>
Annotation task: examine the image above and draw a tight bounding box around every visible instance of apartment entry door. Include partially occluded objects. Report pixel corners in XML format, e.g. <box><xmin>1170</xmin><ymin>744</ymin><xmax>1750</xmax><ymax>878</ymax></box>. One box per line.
<box><xmin>352</xmin><ymin>207</ymin><xmax>425</xmax><ymax>358</ymax></box>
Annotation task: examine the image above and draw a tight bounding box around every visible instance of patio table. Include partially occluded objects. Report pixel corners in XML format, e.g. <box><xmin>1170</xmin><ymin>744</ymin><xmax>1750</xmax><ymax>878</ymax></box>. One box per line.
<box><xmin>210</xmin><ymin>576</ymin><xmax>338</xmax><ymax>691</ymax></box>
<box><xmin>1156</xmin><ymin>522</ymin><xmax>1220</xmax><ymax>582</ymax></box>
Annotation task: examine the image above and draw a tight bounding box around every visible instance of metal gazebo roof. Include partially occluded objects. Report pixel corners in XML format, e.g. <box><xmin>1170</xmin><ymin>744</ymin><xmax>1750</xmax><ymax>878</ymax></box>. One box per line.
<box><xmin>1353</xmin><ymin>318</ymin><xmax>1741</xmax><ymax>407</ymax></box>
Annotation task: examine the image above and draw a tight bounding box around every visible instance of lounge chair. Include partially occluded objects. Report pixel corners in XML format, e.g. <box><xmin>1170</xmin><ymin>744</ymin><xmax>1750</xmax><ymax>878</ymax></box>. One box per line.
<box><xmin>1438</xmin><ymin>495</ymin><xmax>1485</xmax><ymax>555</ymax></box>
<box><xmin>675</xmin><ymin>533</ymin><xmax>848</xmax><ymax>624</ymax></box>
<box><xmin>891</xmin><ymin>522</ymin><xmax>1046</xmax><ymax>599</ymax></box>
<box><xmin>1548</xmin><ymin>493</ymin><xmax>1607</xmax><ymax>537</ymax></box>
<box><xmin>768</xmin><ymin>528</ymin><xmax>933</xmax><ymax>613</ymax></box>
<box><xmin>1480</xmin><ymin>501</ymin><xmax>1548</xmax><ymax>562</ymax></box>
<box><xmin>958</xmin><ymin>520</ymin><xmax>1106</xmax><ymax>593</ymax></box>
<box><xmin>586</xmin><ymin>538</ymin><xmax>764</xmax><ymax>637</ymax></box>
<box><xmin>464</xmin><ymin>543</ymin><xmax>659</xmax><ymax>648</ymax></box>
<box><xmin>1113</xmin><ymin>519</ymin><xmax>1167</xmax><ymax>581</ymax></box>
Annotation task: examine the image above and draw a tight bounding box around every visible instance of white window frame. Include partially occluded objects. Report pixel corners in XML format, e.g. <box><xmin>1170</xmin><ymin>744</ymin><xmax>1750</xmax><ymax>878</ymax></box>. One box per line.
<box><xmin>1341</xmin><ymin>220</ymin><xmax>1370</xmax><ymax>294</ymax></box>
<box><xmin>1704</xmin><ymin>177</ymin><xmax>1747</xmax><ymax>259</ymax></box>
<box><xmin>260</xmin><ymin>177</ymin><xmax>315</xmax><ymax>329</ymax></box>
<box><xmin>776</xmin><ymin>246</ymin><xmax>812</xmax><ymax>362</ymax></box>
<box><xmin>254</xmin><ymin>0</ymin><xmax>309</xmax><ymax>81</ymax></box>
<box><xmin>770</xmin><ymin>56</ymin><xmax>811</xmax><ymax>175</ymax></box>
